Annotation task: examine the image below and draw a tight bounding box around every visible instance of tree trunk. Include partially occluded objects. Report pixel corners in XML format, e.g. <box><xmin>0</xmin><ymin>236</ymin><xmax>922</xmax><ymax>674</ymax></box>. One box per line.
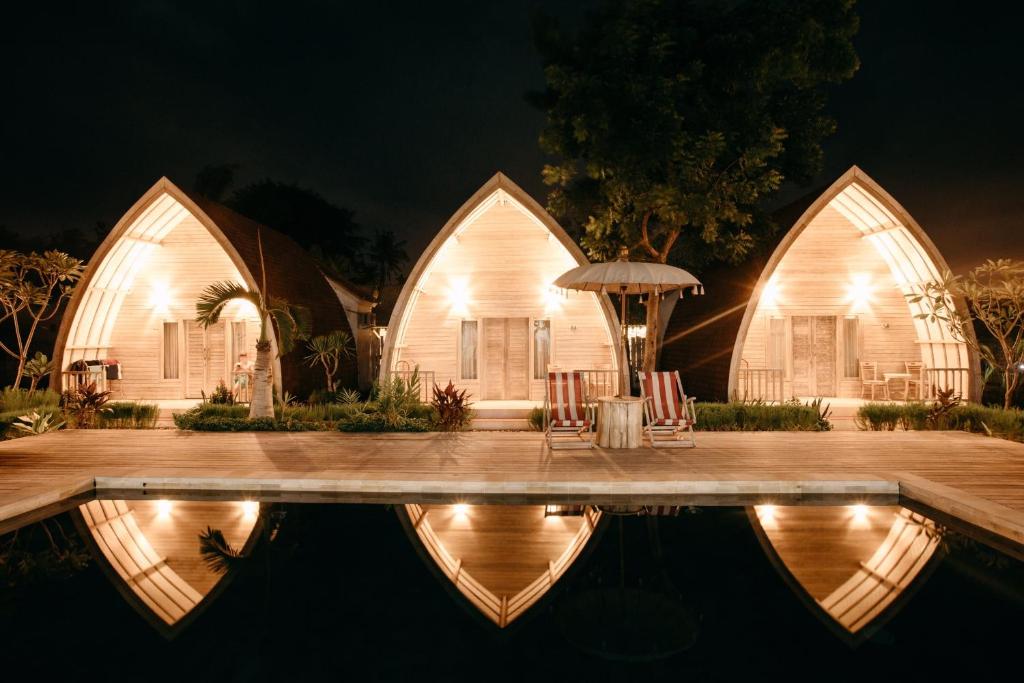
<box><xmin>1004</xmin><ymin>369</ymin><xmax>1017</xmax><ymax>410</ymax></box>
<box><xmin>249</xmin><ymin>340</ymin><xmax>275</xmax><ymax>419</ymax></box>
<box><xmin>642</xmin><ymin>293</ymin><xmax>660</xmax><ymax>372</ymax></box>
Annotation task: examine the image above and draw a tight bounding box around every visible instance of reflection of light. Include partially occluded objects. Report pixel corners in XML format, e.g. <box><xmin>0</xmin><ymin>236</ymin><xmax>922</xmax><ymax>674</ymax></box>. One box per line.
<box><xmin>148</xmin><ymin>282</ymin><xmax>172</xmax><ymax>313</ymax></box>
<box><xmin>241</xmin><ymin>501</ymin><xmax>259</xmax><ymax>519</ymax></box>
<box><xmin>755</xmin><ymin>504</ymin><xmax>777</xmax><ymax>527</ymax></box>
<box><xmin>156</xmin><ymin>499</ymin><xmax>173</xmax><ymax>518</ymax></box>
<box><xmin>626</xmin><ymin>324</ymin><xmax>647</xmax><ymax>340</ymax></box>
<box><xmin>850</xmin><ymin>504</ymin><xmax>869</xmax><ymax>526</ymax></box>
<box><xmin>453</xmin><ymin>503</ymin><xmax>470</xmax><ymax>516</ymax></box>
<box><xmin>847</xmin><ymin>274</ymin><xmax>874</xmax><ymax>312</ymax></box>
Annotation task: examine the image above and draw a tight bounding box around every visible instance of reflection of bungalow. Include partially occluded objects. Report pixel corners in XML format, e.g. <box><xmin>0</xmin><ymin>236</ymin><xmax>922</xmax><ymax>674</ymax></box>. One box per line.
<box><xmin>661</xmin><ymin>167</ymin><xmax>980</xmax><ymax>403</ymax></box>
<box><xmin>381</xmin><ymin>173</ymin><xmax>620</xmax><ymax>413</ymax></box>
<box><xmin>399</xmin><ymin>504</ymin><xmax>602</xmax><ymax>628</ymax></box>
<box><xmin>74</xmin><ymin>499</ymin><xmax>261</xmax><ymax>637</ymax></box>
<box><xmin>52</xmin><ymin>178</ymin><xmax>372</xmax><ymax>401</ymax></box>
<box><xmin>749</xmin><ymin>505</ymin><xmax>941</xmax><ymax>643</ymax></box>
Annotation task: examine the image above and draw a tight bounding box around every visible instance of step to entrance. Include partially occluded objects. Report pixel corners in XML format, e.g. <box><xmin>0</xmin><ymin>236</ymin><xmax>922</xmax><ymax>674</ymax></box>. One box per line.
<box><xmin>470</xmin><ymin>417</ymin><xmax>533</xmax><ymax>431</ymax></box>
<box><xmin>469</xmin><ymin>401</ymin><xmax>541</xmax><ymax>431</ymax></box>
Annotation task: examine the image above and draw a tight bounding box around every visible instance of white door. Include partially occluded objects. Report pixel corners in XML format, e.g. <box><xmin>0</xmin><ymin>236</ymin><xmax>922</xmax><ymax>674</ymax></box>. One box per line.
<box><xmin>791</xmin><ymin>316</ymin><xmax>837</xmax><ymax>396</ymax></box>
<box><xmin>185</xmin><ymin>321</ymin><xmax>227</xmax><ymax>398</ymax></box>
<box><xmin>482</xmin><ymin>318</ymin><xmax>530</xmax><ymax>400</ymax></box>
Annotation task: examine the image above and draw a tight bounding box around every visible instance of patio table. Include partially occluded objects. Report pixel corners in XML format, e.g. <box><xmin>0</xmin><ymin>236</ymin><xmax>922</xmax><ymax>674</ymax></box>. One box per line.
<box><xmin>883</xmin><ymin>372</ymin><xmax>913</xmax><ymax>400</ymax></box>
<box><xmin>596</xmin><ymin>396</ymin><xmax>643</xmax><ymax>448</ymax></box>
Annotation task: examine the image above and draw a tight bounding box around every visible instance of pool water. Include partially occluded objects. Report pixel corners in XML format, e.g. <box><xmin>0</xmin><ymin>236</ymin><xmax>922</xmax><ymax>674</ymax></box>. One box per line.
<box><xmin>1</xmin><ymin>501</ymin><xmax>1020</xmax><ymax>681</ymax></box>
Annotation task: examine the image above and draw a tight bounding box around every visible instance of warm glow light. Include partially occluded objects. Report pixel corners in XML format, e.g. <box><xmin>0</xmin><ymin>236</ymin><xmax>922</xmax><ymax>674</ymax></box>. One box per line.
<box><xmin>846</xmin><ymin>274</ymin><xmax>874</xmax><ymax>312</ymax></box>
<box><xmin>156</xmin><ymin>499</ymin><xmax>173</xmax><ymax>517</ymax></box>
<box><xmin>148</xmin><ymin>281</ymin><xmax>172</xmax><ymax>313</ymax></box>
<box><xmin>626</xmin><ymin>324</ymin><xmax>647</xmax><ymax>340</ymax></box>
<box><xmin>241</xmin><ymin>501</ymin><xmax>259</xmax><ymax>519</ymax></box>
<box><xmin>850</xmin><ymin>504</ymin><xmax>869</xmax><ymax>523</ymax></box>
<box><xmin>543</xmin><ymin>284</ymin><xmax>564</xmax><ymax>313</ymax></box>
<box><xmin>453</xmin><ymin>503</ymin><xmax>470</xmax><ymax>516</ymax></box>
<box><xmin>446</xmin><ymin>279</ymin><xmax>471</xmax><ymax>317</ymax></box>
<box><xmin>230</xmin><ymin>297</ymin><xmax>259</xmax><ymax>319</ymax></box>
<box><xmin>761</xmin><ymin>277</ymin><xmax>780</xmax><ymax>308</ymax></box>
<box><xmin>755</xmin><ymin>504</ymin><xmax>777</xmax><ymax>526</ymax></box>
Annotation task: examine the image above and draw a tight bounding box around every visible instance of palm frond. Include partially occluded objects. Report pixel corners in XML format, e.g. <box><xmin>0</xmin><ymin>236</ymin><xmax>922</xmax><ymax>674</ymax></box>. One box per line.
<box><xmin>198</xmin><ymin>526</ymin><xmax>246</xmax><ymax>575</ymax></box>
<box><xmin>196</xmin><ymin>281</ymin><xmax>262</xmax><ymax>327</ymax></box>
<box><xmin>268</xmin><ymin>298</ymin><xmax>311</xmax><ymax>354</ymax></box>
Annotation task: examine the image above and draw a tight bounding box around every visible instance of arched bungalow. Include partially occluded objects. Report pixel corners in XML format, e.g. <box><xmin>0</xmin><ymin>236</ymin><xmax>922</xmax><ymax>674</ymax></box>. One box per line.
<box><xmin>749</xmin><ymin>505</ymin><xmax>941</xmax><ymax>643</ymax></box>
<box><xmin>661</xmin><ymin>166</ymin><xmax>980</xmax><ymax>403</ymax></box>
<box><xmin>73</xmin><ymin>499</ymin><xmax>261</xmax><ymax>638</ymax></box>
<box><xmin>398</xmin><ymin>504</ymin><xmax>603</xmax><ymax>628</ymax></box>
<box><xmin>52</xmin><ymin>177</ymin><xmax>368</xmax><ymax>402</ymax></box>
<box><xmin>381</xmin><ymin>173</ymin><xmax>619</xmax><ymax>407</ymax></box>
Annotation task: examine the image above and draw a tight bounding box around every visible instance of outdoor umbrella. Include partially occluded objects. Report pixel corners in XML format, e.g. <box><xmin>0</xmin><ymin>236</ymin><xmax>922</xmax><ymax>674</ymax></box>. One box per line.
<box><xmin>554</xmin><ymin>249</ymin><xmax>702</xmax><ymax>397</ymax></box>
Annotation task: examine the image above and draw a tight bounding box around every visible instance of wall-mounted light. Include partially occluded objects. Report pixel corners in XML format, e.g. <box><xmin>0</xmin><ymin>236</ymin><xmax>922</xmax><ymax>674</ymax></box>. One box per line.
<box><xmin>446</xmin><ymin>279</ymin><xmax>471</xmax><ymax>317</ymax></box>
<box><xmin>761</xmin><ymin>276</ymin><xmax>780</xmax><ymax>309</ymax></box>
<box><xmin>148</xmin><ymin>281</ymin><xmax>173</xmax><ymax>315</ymax></box>
<box><xmin>846</xmin><ymin>274</ymin><xmax>874</xmax><ymax>313</ymax></box>
<box><xmin>543</xmin><ymin>284</ymin><xmax>564</xmax><ymax>313</ymax></box>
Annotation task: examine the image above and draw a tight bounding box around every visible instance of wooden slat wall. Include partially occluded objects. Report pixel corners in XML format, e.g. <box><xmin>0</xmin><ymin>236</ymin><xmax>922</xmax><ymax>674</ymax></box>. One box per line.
<box><xmin>394</xmin><ymin>193</ymin><xmax>616</xmax><ymax>399</ymax></box>
<box><xmin>741</xmin><ymin>206</ymin><xmax>921</xmax><ymax>398</ymax></box>
<box><xmin>72</xmin><ymin>217</ymin><xmax>260</xmax><ymax>400</ymax></box>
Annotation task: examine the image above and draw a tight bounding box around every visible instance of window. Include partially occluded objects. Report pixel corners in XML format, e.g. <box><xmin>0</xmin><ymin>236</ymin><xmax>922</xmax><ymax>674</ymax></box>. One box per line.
<box><xmin>843</xmin><ymin>317</ymin><xmax>859</xmax><ymax>377</ymax></box>
<box><xmin>460</xmin><ymin>320</ymin><xmax>478</xmax><ymax>379</ymax></box>
<box><xmin>162</xmin><ymin>322</ymin><xmax>179</xmax><ymax>379</ymax></box>
<box><xmin>767</xmin><ymin>317</ymin><xmax>785</xmax><ymax>372</ymax></box>
<box><xmin>533</xmin><ymin>319</ymin><xmax>551</xmax><ymax>379</ymax></box>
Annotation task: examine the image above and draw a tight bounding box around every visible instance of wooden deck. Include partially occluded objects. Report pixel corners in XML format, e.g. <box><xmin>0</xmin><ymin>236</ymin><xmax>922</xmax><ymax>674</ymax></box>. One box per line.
<box><xmin>0</xmin><ymin>430</ymin><xmax>1022</xmax><ymax>548</ymax></box>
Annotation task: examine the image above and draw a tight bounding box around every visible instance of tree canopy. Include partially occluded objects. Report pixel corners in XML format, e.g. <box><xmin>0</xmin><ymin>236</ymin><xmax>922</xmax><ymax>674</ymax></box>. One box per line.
<box><xmin>531</xmin><ymin>0</ymin><xmax>860</xmax><ymax>268</ymax></box>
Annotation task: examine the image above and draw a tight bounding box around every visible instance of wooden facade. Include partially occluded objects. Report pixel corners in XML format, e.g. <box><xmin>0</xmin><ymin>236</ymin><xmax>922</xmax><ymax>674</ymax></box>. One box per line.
<box><xmin>399</xmin><ymin>504</ymin><xmax>602</xmax><ymax>627</ymax></box>
<box><xmin>73</xmin><ymin>499</ymin><xmax>261</xmax><ymax>637</ymax></box>
<box><xmin>381</xmin><ymin>173</ymin><xmax>619</xmax><ymax>400</ymax></box>
<box><xmin>661</xmin><ymin>166</ymin><xmax>980</xmax><ymax>402</ymax></box>
<box><xmin>53</xmin><ymin>178</ymin><xmax>367</xmax><ymax>400</ymax></box>
<box><xmin>749</xmin><ymin>505</ymin><xmax>941</xmax><ymax>642</ymax></box>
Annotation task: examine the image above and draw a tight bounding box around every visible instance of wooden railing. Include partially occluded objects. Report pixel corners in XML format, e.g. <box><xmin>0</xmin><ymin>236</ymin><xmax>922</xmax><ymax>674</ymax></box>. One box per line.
<box><xmin>574</xmin><ymin>369</ymin><xmax>618</xmax><ymax>400</ymax></box>
<box><xmin>384</xmin><ymin>369</ymin><xmax>436</xmax><ymax>402</ymax></box>
<box><xmin>924</xmin><ymin>368</ymin><xmax>971</xmax><ymax>400</ymax></box>
<box><xmin>61</xmin><ymin>370</ymin><xmax>108</xmax><ymax>392</ymax></box>
<box><xmin>736</xmin><ymin>367</ymin><xmax>785</xmax><ymax>403</ymax></box>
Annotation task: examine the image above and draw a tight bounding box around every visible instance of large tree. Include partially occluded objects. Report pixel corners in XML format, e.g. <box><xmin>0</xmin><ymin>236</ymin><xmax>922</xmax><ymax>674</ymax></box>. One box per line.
<box><xmin>532</xmin><ymin>0</ymin><xmax>860</xmax><ymax>369</ymax></box>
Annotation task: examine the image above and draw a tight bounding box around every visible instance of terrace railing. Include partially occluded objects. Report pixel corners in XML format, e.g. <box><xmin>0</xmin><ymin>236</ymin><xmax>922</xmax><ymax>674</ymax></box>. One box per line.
<box><xmin>574</xmin><ymin>369</ymin><xmax>619</xmax><ymax>401</ymax></box>
<box><xmin>736</xmin><ymin>367</ymin><xmax>785</xmax><ymax>403</ymax></box>
<box><xmin>924</xmin><ymin>367</ymin><xmax>971</xmax><ymax>401</ymax></box>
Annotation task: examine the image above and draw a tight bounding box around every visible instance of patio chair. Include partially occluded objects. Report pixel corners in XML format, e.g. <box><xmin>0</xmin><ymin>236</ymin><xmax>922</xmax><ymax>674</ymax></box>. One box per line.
<box><xmin>859</xmin><ymin>361</ymin><xmax>889</xmax><ymax>400</ymax></box>
<box><xmin>544</xmin><ymin>371</ymin><xmax>595</xmax><ymax>450</ymax></box>
<box><xmin>639</xmin><ymin>370</ymin><xmax>697</xmax><ymax>448</ymax></box>
<box><xmin>905</xmin><ymin>361</ymin><xmax>926</xmax><ymax>400</ymax></box>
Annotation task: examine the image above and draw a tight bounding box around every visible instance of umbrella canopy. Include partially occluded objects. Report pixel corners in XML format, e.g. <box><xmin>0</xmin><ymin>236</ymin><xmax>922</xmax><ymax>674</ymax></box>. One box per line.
<box><xmin>554</xmin><ymin>260</ymin><xmax>703</xmax><ymax>296</ymax></box>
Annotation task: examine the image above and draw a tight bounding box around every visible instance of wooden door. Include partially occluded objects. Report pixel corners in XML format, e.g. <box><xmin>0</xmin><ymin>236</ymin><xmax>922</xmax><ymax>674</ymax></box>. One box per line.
<box><xmin>185</xmin><ymin>321</ymin><xmax>226</xmax><ymax>398</ymax></box>
<box><xmin>482</xmin><ymin>318</ymin><xmax>529</xmax><ymax>399</ymax></box>
<box><xmin>791</xmin><ymin>316</ymin><xmax>836</xmax><ymax>396</ymax></box>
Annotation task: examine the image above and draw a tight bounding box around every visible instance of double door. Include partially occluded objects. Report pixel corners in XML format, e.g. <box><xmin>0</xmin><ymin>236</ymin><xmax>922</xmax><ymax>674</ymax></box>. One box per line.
<box><xmin>185</xmin><ymin>321</ymin><xmax>227</xmax><ymax>398</ymax></box>
<box><xmin>482</xmin><ymin>317</ymin><xmax>529</xmax><ymax>400</ymax></box>
<box><xmin>791</xmin><ymin>315</ymin><xmax>836</xmax><ymax>396</ymax></box>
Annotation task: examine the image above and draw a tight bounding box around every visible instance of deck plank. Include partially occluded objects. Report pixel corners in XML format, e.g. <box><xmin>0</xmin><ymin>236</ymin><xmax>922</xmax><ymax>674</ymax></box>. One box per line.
<box><xmin>0</xmin><ymin>430</ymin><xmax>1022</xmax><ymax>546</ymax></box>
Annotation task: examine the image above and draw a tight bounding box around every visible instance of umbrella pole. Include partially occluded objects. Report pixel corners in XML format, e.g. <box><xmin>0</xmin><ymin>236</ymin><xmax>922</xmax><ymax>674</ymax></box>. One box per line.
<box><xmin>620</xmin><ymin>289</ymin><xmax>629</xmax><ymax>397</ymax></box>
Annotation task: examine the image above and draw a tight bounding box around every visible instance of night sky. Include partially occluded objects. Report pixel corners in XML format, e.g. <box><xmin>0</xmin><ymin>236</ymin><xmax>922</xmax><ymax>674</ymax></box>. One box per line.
<box><xmin>2</xmin><ymin>0</ymin><xmax>1021</xmax><ymax>272</ymax></box>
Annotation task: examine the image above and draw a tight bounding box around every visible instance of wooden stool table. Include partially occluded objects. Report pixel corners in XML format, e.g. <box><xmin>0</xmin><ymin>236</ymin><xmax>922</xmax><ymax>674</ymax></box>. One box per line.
<box><xmin>596</xmin><ymin>396</ymin><xmax>644</xmax><ymax>449</ymax></box>
<box><xmin>883</xmin><ymin>372</ymin><xmax>913</xmax><ymax>400</ymax></box>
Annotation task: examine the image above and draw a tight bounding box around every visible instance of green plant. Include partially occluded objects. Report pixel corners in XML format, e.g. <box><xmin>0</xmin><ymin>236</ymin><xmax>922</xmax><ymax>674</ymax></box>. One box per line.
<box><xmin>807</xmin><ymin>397</ymin><xmax>833</xmax><ymax>431</ymax></box>
<box><xmin>0</xmin><ymin>387</ymin><xmax>60</xmax><ymax>413</ymax></box>
<box><xmin>96</xmin><ymin>402</ymin><xmax>159</xmax><ymax>429</ymax></box>
<box><xmin>527</xmin><ymin>406</ymin><xmax>545</xmax><ymax>431</ymax></box>
<box><xmin>195</xmin><ymin>233</ymin><xmax>311</xmax><ymax>418</ymax></box>
<box><xmin>694</xmin><ymin>402</ymin><xmax>824</xmax><ymax>431</ymax></box>
<box><xmin>337</xmin><ymin>413</ymin><xmax>430</xmax><ymax>432</ymax></box>
<box><xmin>338</xmin><ymin>388</ymin><xmax>361</xmax><ymax>404</ymax></box>
<box><xmin>23</xmin><ymin>352</ymin><xmax>53</xmax><ymax>392</ymax></box>
<box><xmin>59</xmin><ymin>382</ymin><xmax>111</xmax><ymax>428</ymax></box>
<box><xmin>373</xmin><ymin>367</ymin><xmax>422</xmax><ymax>429</ymax></box>
<box><xmin>12</xmin><ymin>411</ymin><xmax>64</xmax><ymax>435</ymax></box>
<box><xmin>304</xmin><ymin>329</ymin><xmax>354</xmax><ymax>392</ymax></box>
<box><xmin>926</xmin><ymin>388</ymin><xmax>962</xmax><ymax>428</ymax></box>
<box><xmin>205</xmin><ymin>380</ymin><xmax>235</xmax><ymax>405</ymax></box>
<box><xmin>198</xmin><ymin>526</ymin><xmax>246</xmax><ymax>575</ymax></box>
<box><xmin>431</xmin><ymin>381</ymin><xmax>472</xmax><ymax>431</ymax></box>
<box><xmin>909</xmin><ymin>259</ymin><xmax>1024</xmax><ymax>408</ymax></box>
<box><xmin>0</xmin><ymin>517</ymin><xmax>91</xmax><ymax>587</ymax></box>
<box><xmin>0</xmin><ymin>249</ymin><xmax>84</xmax><ymax>386</ymax></box>
<box><xmin>308</xmin><ymin>388</ymin><xmax>338</xmax><ymax>405</ymax></box>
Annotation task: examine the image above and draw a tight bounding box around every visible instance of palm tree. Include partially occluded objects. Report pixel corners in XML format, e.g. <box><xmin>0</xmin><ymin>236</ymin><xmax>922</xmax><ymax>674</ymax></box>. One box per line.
<box><xmin>365</xmin><ymin>229</ymin><xmax>409</xmax><ymax>293</ymax></box>
<box><xmin>195</xmin><ymin>233</ymin><xmax>310</xmax><ymax>418</ymax></box>
<box><xmin>304</xmin><ymin>330</ymin><xmax>354</xmax><ymax>392</ymax></box>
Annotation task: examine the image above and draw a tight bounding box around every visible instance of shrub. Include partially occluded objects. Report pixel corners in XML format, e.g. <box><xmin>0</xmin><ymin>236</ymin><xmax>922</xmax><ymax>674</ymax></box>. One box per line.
<box><xmin>855</xmin><ymin>402</ymin><xmax>910</xmax><ymax>431</ymax></box>
<box><xmin>59</xmin><ymin>382</ymin><xmax>112</xmax><ymax>428</ymax></box>
<box><xmin>0</xmin><ymin>387</ymin><xmax>60</xmax><ymax>413</ymax></box>
<box><xmin>96</xmin><ymin>402</ymin><xmax>159</xmax><ymax>429</ymax></box>
<box><xmin>527</xmin><ymin>406</ymin><xmax>545</xmax><ymax>431</ymax></box>
<box><xmin>855</xmin><ymin>402</ymin><xmax>1024</xmax><ymax>442</ymax></box>
<box><xmin>431</xmin><ymin>381</ymin><xmax>472</xmax><ymax>431</ymax></box>
<box><xmin>205</xmin><ymin>380</ymin><xmax>235</xmax><ymax>405</ymax></box>
<box><xmin>694</xmin><ymin>401</ymin><xmax>824</xmax><ymax>431</ymax></box>
<box><xmin>174</xmin><ymin>414</ymin><xmax>279</xmax><ymax>432</ymax></box>
<box><xmin>337</xmin><ymin>413</ymin><xmax>430</xmax><ymax>432</ymax></box>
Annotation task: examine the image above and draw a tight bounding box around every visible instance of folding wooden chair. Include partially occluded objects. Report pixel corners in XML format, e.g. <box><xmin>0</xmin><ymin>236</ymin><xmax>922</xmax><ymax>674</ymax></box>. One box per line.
<box><xmin>639</xmin><ymin>370</ymin><xmax>697</xmax><ymax>448</ymax></box>
<box><xmin>544</xmin><ymin>371</ymin><xmax>595</xmax><ymax>450</ymax></box>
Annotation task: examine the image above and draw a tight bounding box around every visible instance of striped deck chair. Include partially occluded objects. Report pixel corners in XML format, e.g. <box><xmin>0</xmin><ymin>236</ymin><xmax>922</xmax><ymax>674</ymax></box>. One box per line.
<box><xmin>640</xmin><ymin>370</ymin><xmax>697</xmax><ymax>447</ymax></box>
<box><xmin>544</xmin><ymin>371</ymin><xmax>595</xmax><ymax>450</ymax></box>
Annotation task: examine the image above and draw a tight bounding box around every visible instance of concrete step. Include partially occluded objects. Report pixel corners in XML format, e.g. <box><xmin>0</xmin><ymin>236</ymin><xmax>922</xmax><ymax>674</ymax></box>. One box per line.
<box><xmin>470</xmin><ymin>418</ymin><xmax>533</xmax><ymax>431</ymax></box>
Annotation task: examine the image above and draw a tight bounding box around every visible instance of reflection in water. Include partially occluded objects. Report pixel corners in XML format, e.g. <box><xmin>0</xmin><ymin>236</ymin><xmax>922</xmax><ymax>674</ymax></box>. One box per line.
<box><xmin>76</xmin><ymin>499</ymin><xmax>261</xmax><ymax>634</ymax></box>
<box><xmin>750</xmin><ymin>505</ymin><xmax>941</xmax><ymax>638</ymax></box>
<box><xmin>400</xmin><ymin>504</ymin><xmax>601</xmax><ymax>627</ymax></box>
